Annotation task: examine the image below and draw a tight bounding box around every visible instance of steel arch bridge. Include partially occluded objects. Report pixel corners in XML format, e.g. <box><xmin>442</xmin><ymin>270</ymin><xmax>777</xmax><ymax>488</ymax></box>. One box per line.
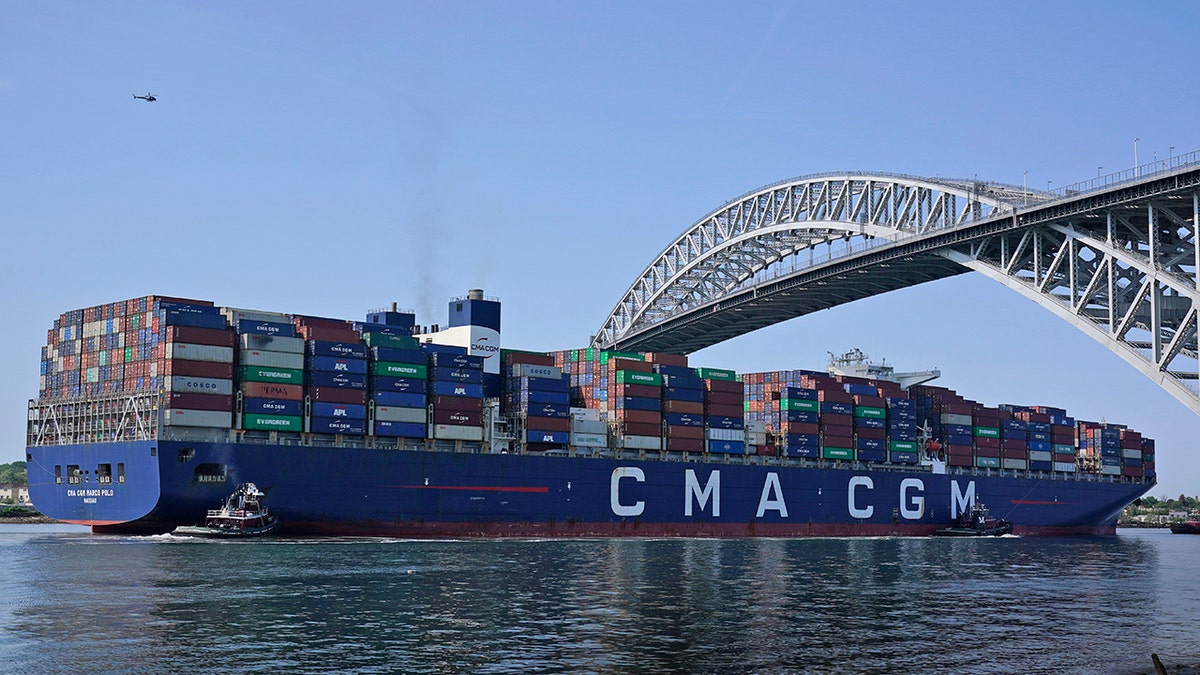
<box><xmin>592</xmin><ymin>162</ymin><xmax>1200</xmax><ymax>415</ymax></box>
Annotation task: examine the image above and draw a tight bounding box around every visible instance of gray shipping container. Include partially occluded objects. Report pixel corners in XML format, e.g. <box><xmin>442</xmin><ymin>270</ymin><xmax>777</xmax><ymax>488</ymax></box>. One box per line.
<box><xmin>939</xmin><ymin>413</ymin><xmax>973</xmax><ymax>426</ymax></box>
<box><xmin>570</xmin><ymin>418</ymin><xmax>607</xmax><ymax>435</ymax></box>
<box><xmin>164</xmin><ymin>376</ymin><xmax>234</xmax><ymax>397</ymax></box>
<box><xmin>569</xmin><ymin>431</ymin><xmax>608</xmax><ymax>447</ymax></box>
<box><xmin>162</xmin><ymin>409</ymin><xmax>233</xmax><ymax>428</ymax></box>
<box><xmin>221</xmin><ymin>307</ymin><xmax>291</xmax><ymax>324</ymax></box>
<box><xmin>1028</xmin><ymin>450</ymin><xmax>1053</xmax><ymax>462</ymax></box>
<box><xmin>239</xmin><ymin>333</ymin><xmax>305</xmax><ymax>354</ymax></box>
<box><xmin>511</xmin><ymin>363</ymin><xmax>563</xmax><ymax>379</ymax></box>
<box><xmin>375</xmin><ymin>406</ymin><xmax>427</xmax><ymax>424</ymax></box>
<box><xmin>1001</xmin><ymin>458</ymin><xmax>1029</xmax><ymax>470</ymax></box>
<box><xmin>705</xmin><ymin>427</ymin><xmax>743</xmax><ymax>441</ymax></box>
<box><xmin>619</xmin><ymin>434</ymin><xmax>662</xmax><ymax>450</ymax></box>
<box><xmin>165</xmin><ymin>342</ymin><xmax>234</xmax><ymax>364</ymax></box>
<box><xmin>431</xmin><ymin>424</ymin><xmax>484</xmax><ymax>442</ymax></box>
<box><xmin>240</xmin><ymin>349</ymin><xmax>305</xmax><ymax>370</ymax></box>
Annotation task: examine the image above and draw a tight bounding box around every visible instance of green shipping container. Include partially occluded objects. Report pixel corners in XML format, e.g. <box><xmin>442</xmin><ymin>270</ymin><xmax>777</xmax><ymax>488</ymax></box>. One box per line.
<box><xmin>124</xmin><ymin>347</ymin><xmax>133</xmax><ymax>363</ymax></box>
<box><xmin>974</xmin><ymin>426</ymin><xmax>1001</xmax><ymax>439</ymax></box>
<box><xmin>569</xmin><ymin>349</ymin><xmax>579</xmax><ymax>363</ymax></box>
<box><xmin>363</xmin><ymin>332</ymin><xmax>419</xmax><ymax>349</ymax></box>
<box><xmin>695</xmin><ymin>367</ymin><xmax>738</xmax><ymax>382</ymax></box>
<box><xmin>1053</xmin><ymin>444</ymin><xmax>1076</xmax><ymax>455</ymax></box>
<box><xmin>854</xmin><ymin>406</ymin><xmax>886</xmax><ymax>420</ymax></box>
<box><xmin>821</xmin><ymin>447</ymin><xmax>854</xmax><ymax>460</ymax></box>
<box><xmin>975</xmin><ymin>456</ymin><xmax>1001</xmax><ymax>469</ymax></box>
<box><xmin>600</xmin><ymin>350</ymin><xmax>644</xmax><ymax>364</ymax></box>
<box><xmin>780</xmin><ymin>398</ymin><xmax>819</xmax><ymax>412</ymax></box>
<box><xmin>615</xmin><ymin>370</ymin><xmax>662</xmax><ymax>386</ymax></box>
<box><xmin>888</xmin><ymin>440</ymin><xmax>919</xmax><ymax>452</ymax></box>
<box><xmin>239</xmin><ymin>366</ymin><xmax>304</xmax><ymax>384</ymax></box>
<box><xmin>374</xmin><ymin>361</ymin><xmax>428</xmax><ymax>379</ymax></box>
<box><xmin>242</xmin><ymin>414</ymin><xmax>303</xmax><ymax>432</ymax></box>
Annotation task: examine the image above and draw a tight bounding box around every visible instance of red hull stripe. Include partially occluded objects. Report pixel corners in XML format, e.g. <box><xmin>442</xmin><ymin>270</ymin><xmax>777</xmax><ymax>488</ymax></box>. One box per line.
<box><xmin>392</xmin><ymin>485</ymin><xmax>549</xmax><ymax>493</ymax></box>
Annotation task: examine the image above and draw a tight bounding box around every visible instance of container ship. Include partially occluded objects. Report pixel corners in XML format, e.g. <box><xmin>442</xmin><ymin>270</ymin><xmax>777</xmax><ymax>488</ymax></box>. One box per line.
<box><xmin>25</xmin><ymin>291</ymin><xmax>1155</xmax><ymax>536</ymax></box>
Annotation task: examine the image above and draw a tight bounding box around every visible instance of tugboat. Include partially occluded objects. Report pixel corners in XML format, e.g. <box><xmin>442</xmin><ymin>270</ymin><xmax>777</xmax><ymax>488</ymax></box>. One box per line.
<box><xmin>933</xmin><ymin>503</ymin><xmax>1014</xmax><ymax>537</ymax></box>
<box><xmin>174</xmin><ymin>483</ymin><xmax>279</xmax><ymax>538</ymax></box>
<box><xmin>1170</xmin><ymin>516</ymin><xmax>1200</xmax><ymax>534</ymax></box>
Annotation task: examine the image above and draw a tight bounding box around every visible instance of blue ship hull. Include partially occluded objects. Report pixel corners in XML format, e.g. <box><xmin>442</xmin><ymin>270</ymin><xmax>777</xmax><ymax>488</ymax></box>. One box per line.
<box><xmin>27</xmin><ymin>440</ymin><xmax>1151</xmax><ymax>537</ymax></box>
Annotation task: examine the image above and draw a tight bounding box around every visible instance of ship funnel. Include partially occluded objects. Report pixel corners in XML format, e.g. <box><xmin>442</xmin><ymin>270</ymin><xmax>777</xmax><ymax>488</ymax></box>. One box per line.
<box><xmin>467</xmin><ymin>289</ymin><xmax>484</xmax><ymax>301</ymax></box>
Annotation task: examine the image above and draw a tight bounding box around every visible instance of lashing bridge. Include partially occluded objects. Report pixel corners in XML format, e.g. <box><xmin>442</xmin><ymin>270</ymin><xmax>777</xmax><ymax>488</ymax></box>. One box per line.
<box><xmin>592</xmin><ymin>158</ymin><xmax>1200</xmax><ymax>415</ymax></box>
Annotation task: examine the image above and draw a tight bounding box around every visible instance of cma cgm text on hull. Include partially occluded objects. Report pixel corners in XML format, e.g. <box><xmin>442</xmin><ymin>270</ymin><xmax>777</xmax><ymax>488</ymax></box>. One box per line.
<box><xmin>26</xmin><ymin>291</ymin><xmax>1155</xmax><ymax>535</ymax></box>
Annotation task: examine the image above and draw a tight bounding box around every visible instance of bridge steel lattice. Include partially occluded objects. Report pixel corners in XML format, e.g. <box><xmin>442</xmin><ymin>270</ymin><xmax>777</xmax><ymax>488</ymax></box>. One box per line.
<box><xmin>593</xmin><ymin>163</ymin><xmax>1200</xmax><ymax>415</ymax></box>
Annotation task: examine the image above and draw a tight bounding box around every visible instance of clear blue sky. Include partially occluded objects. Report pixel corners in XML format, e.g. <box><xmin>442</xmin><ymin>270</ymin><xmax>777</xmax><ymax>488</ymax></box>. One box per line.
<box><xmin>3</xmin><ymin>1</ymin><xmax>1197</xmax><ymax>498</ymax></box>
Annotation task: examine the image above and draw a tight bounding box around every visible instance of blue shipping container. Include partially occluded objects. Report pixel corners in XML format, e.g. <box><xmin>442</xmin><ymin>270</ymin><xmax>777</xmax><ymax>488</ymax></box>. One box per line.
<box><xmin>311</xmin><ymin>416</ymin><xmax>366</xmax><ymax>435</ymax></box>
<box><xmin>664</xmin><ymin>412</ymin><xmax>704</xmax><ymax>427</ymax></box>
<box><xmin>312</xmin><ymin>402</ymin><xmax>368</xmax><ymax>420</ymax></box>
<box><xmin>706</xmin><ymin>415</ymin><xmax>744</xmax><ymax>430</ymax></box>
<box><xmin>371</xmin><ymin>375</ymin><xmax>426</xmax><ymax>394</ymax></box>
<box><xmin>308</xmin><ymin>355</ymin><xmax>369</xmax><ymax>375</ymax></box>
<box><xmin>431</xmin><ymin>367</ymin><xmax>483</xmax><ymax>385</ymax></box>
<box><xmin>618</xmin><ymin>396</ymin><xmax>661</xmax><ymax>412</ymax></box>
<box><xmin>243</xmin><ymin>397</ymin><xmax>303</xmax><ymax>417</ymax></box>
<box><xmin>238</xmin><ymin>320</ymin><xmax>296</xmax><ymax>337</ymax></box>
<box><xmin>526</xmin><ymin>402</ymin><xmax>570</xmax><ymax>419</ymax></box>
<box><xmin>526</xmin><ymin>429</ymin><xmax>569</xmax><ymax>444</ymax></box>
<box><xmin>309</xmin><ymin>370</ymin><xmax>368</xmax><ymax>389</ymax></box>
<box><xmin>663</xmin><ymin>387</ymin><xmax>704</xmax><ymax>402</ymax></box>
<box><xmin>309</xmin><ymin>340</ymin><xmax>368</xmax><ymax>359</ymax></box>
<box><xmin>429</xmin><ymin>352</ymin><xmax>484</xmax><ymax>370</ymax></box>
<box><xmin>431</xmin><ymin>381</ymin><xmax>484</xmax><ymax>398</ymax></box>
<box><xmin>707</xmin><ymin>440</ymin><xmax>745</xmax><ymax>454</ymax></box>
<box><xmin>371</xmin><ymin>346</ymin><xmax>427</xmax><ymax>364</ymax></box>
<box><xmin>373</xmin><ymin>420</ymin><xmax>426</xmax><ymax>438</ymax></box>
<box><xmin>372</xmin><ymin>391</ymin><xmax>426</xmax><ymax>408</ymax></box>
<box><xmin>783</xmin><ymin>445</ymin><xmax>819</xmax><ymax>458</ymax></box>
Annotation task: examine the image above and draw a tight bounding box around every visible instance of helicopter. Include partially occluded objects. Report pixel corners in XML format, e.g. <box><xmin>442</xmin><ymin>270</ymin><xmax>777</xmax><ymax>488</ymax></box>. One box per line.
<box><xmin>132</xmin><ymin>92</ymin><xmax>157</xmax><ymax>102</ymax></box>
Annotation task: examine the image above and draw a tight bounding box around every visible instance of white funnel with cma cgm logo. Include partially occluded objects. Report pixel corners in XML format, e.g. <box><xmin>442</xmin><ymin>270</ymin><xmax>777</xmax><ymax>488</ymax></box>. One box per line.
<box><xmin>414</xmin><ymin>289</ymin><xmax>502</xmax><ymax>380</ymax></box>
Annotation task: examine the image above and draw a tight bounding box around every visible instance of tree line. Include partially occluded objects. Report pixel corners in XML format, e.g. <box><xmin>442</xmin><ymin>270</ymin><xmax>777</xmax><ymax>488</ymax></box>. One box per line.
<box><xmin>0</xmin><ymin>462</ymin><xmax>27</xmax><ymax>485</ymax></box>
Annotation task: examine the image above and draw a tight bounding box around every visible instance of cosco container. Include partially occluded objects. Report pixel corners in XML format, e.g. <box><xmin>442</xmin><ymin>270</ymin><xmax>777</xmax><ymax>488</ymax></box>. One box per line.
<box><xmin>165</xmin><ymin>376</ymin><xmax>234</xmax><ymax>397</ymax></box>
<box><xmin>162</xmin><ymin>409</ymin><xmax>232</xmax><ymax>428</ymax></box>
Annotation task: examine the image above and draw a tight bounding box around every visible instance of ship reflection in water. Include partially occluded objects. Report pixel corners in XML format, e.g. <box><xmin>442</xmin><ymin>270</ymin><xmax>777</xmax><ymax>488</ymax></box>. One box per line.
<box><xmin>2</xmin><ymin>527</ymin><xmax>1197</xmax><ymax>673</ymax></box>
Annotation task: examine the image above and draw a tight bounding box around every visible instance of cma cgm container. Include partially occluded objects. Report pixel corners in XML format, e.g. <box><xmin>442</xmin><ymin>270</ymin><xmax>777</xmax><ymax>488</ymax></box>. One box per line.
<box><xmin>27</xmin><ymin>292</ymin><xmax>1154</xmax><ymax>538</ymax></box>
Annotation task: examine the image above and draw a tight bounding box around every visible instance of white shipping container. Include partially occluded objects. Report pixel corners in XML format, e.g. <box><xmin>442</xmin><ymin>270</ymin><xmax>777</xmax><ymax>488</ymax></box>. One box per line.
<box><xmin>221</xmin><ymin>307</ymin><xmax>291</xmax><ymax>324</ymax></box>
<box><xmin>1100</xmin><ymin>464</ymin><xmax>1121</xmax><ymax>475</ymax></box>
<box><xmin>165</xmin><ymin>342</ymin><xmax>234</xmax><ymax>364</ymax></box>
<box><xmin>705</xmin><ymin>427</ymin><xmax>743</xmax><ymax>441</ymax></box>
<box><xmin>747</xmin><ymin>432</ymin><xmax>768</xmax><ymax>445</ymax></box>
<box><xmin>746</xmin><ymin>420</ymin><xmax>767</xmax><ymax>434</ymax></box>
<box><xmin>162</xmin><ymin>409</ymin><xmax>232</xmax><ymax>428</ymax></box>
<box><xmin>511</xmin><ymin>363</ymin><xmax>563</xmax><ymax>379</ymax></box>
<box><xmin>1053</xmin><ymin>461</ymin><xmax>1078</xmax><ymax>473</ymax></box>
<box><xmin>1122</xmin><ymin>448</ymin><xmax>1142</xmax><ymax>460</ymax></box>
<box><xmin>375</xmin><ymin>406</ymin><xmax>427</xmax><ymax>424</ymax></box>
<box><xmin>570</xmin><ymin>432</ymin><xmax>608</xmax><ymax>447</ymax></box>
<box><xmin>240</xmin><ymin>349</ymin><xmax>305</xmax><ymax>370</ymax></box>
<box><xmin>1028</xmin><ymin>450</ymin><xmax>1052</xmax><ymax>462</ymax></box>
<box><xmin>164</xmin><ymin>376</ymin><xmax>233</xmax><ymax>397</ymax></box>
<box><xmin>1001</xmin><ymin>458</ymin><xmax>1028</xmax><ymax>470</ymax></box>
<box><xmin>431</xmin><ymin>424</ymin><xmax>484</xmax><ymax>442</ymax></box>
<box><xmin>570</xmin><ymin>406</ymin><xmax>601</xmax><ymax>422</ymax></box>
<box><xmin>939</xmin><ymin>413</ymin><xmax>972</xmax><ymax>426</ymax></box>
<box><xmin>619</xmin><ymin>434</ymin><xmax>662</xmax><ymax>450</ymax></box>
<box><xmin>239</xmin><ymin>333</ymin><xmax>305</xmax><ymax>354</ymax></box>
<box><xmin>570</xmin><ymin>419</ymin><xmax>607</xmax><ymax>435</ymax></box>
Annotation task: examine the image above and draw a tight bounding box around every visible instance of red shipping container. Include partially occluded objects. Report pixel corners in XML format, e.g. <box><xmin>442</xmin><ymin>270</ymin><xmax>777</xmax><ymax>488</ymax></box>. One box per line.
<box><xmin>704</xmin><ymin>403</ymin><xmax>743</xmax><ymax>417</ymax></box>
<box><xmin>161</xmin><ymin>359</ymin><xmax>234</xmax><ymax>379</ymax></box>
<box><xmin>292</xmin><ymin>314</ymin><xmax>352</xmax><ymax>330</ymax></box>
<box><xmin>165</xmin><ymin>392</ymin><xmax>232</xmax><ymax>411</ymax></box>
<box><xmin>756</xmin><ymin>445</ymin><xmax>777</xmax><ymax>456</ymax></box>
<box><xmin>431</xmin><ymin>395</ymin><xmax>483</xmax><ymax>412</ymax></box>
<box><xmin>703</xmin><ymin>379</ymin><xmax>742</xmax><ymax>394</ymax></box>
<box><xmin>946</xmin><ymin>444</ymin><xmax>973</xmax><ymax>455</ymax></box>
<box><xmin>854</xmin><ymin>427</ymin><xmax>886</xmax><ymax>440</ymax></box>
<box><xmin>704</xmin><ymin>390</ymin><xmax>743</xmax><ymax>406</ymax></box>
<box><xmin>947</xmin><ymin>455</ymin><xmax>973</xmax><ymax>467</ymax></box>
<box><xmin>1121</xmin><ymin>466</ymin><xmax>1144</xmax><ymax>477</ymax></box>
<box><xmin>821</xmin><ymin>424</ymin><xmax>853</xmax><ymax>438</ymax></box>
<box><xmin>853</xmin><ymin>395</ymin><xmax>886</xmax><ymax>407</ymax></box>
<box><xmin>241</xmin><ymin>382</ymin><xmax>304</xmax><ymax>400</ymax></box>
<box><xmin>1052</xmin><ymin>432</ymin><xmax>1075</xmax><ymax>444</ymax></box>
<box><xmin>433</xmin><ymin>408</ymin><xmax>482</xmax><ymax>426</ymax></box>
<box><xmin>1001</xmin><ymin>448</ymin><xmax>1028</xmax><ymax>459</ymax></box>
<box><xmin>974</xmin><ymin>446</ymin><xmax>1001</xmax><ymax>458</ymax></box>
<box><xmin>816</xmin><ymin>389</ymin><xmax>854</xmax><ymax>403</ymax></box>
<box><xmin>308</xmin><ymin>387</ymin><xmax>367</xmax><ymax>404</ymax></box>
<box><xmin>612</xmin><ymin>383</ymin><xmax>660</xmax><ymax>398</ymax></box>
<box><xmin>644</xmin><ymin>352</ymin><xmax>688</xmax><ymax>367</ymax></box>
<box><xmin>779</xmin><ymin>422</ymin><xmax>819</xmax><ymax>435</ymax></box>
<box><xmin>1053</xmin><ymin>453</ymin><xmax>1076</xmax><ymax>463</ymax></box>
<box><xmin>525</xmin><ymin>415</ymin><xmax>569</xmax><ymax>432</ymax></box>
<box><xmin>298</xmin><ymin>325</ymin><xmax>360</xmax><ymax>343</ymax></box>
<box><xmin>822</xmin><ymin>434</ymin><xmax>853</xmax><ymax>447</ymax></box>
<box><xmin>622</xmin><ymin>421</ymin><xmax>660</xmax><ymax>437</ymax></box>
<box><xmin>165</xmin><ymin>325</ymin><xmax>235</xmax><ymax>347</ymax></box>
<box><xmin>663</xmin><ymin>399</ymin><xmax>704</xmax><ymax>414</ymax></box>
<box><xmin>610</xmin><ymin>357</ymin><xmax>652</xmax><ymax>373</ymax></box>
<box><xmin>820</xmin><ymin>414</ymin><xmax>853</xmax><ymax>427</ymax></box>
<box><xmin>666</xmin><ymin>437</ymin><xmax>704</xmax><ymax>452</ymax></box>
<box><xmin>506</xmin><ymin>351</ymin><xmax>554</xmax><ymax>367</ymax></box>
<box><xmin>613</xmin><ymin>409</ymin><xmax>661</xmax><ymax>425</ymax></box>
<box><xmin>665</xmin><ymin>425</ymin><xmax>704</xmax><ymax>439</ymax></box>
<box><xmin>1001</xmin><ymin>439</ymin><xmax>1028</xmax><ymax>451</ymax></box>
<box><xmin>974</xmin><ymin>437</ymin><xmax>1000</xmax><ymax>448</ymax></box>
